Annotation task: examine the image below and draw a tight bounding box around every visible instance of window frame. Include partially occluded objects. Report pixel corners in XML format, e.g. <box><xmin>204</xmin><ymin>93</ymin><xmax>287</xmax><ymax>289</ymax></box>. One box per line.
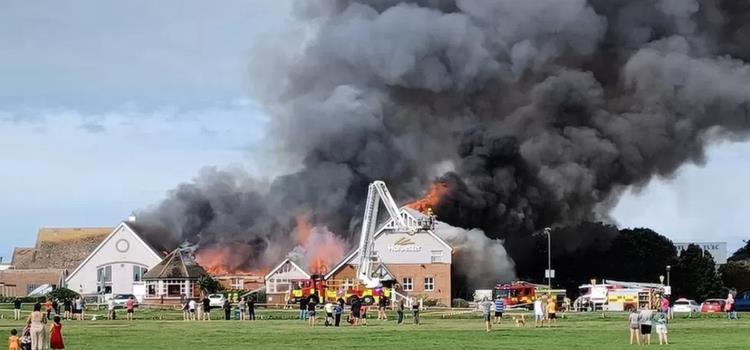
<box><xmin>402</xmin><ymin>277</ymin><xmax>413</xmax><ymax>291</ymax></box>
<box><xmin>424</xmin><ymin>277</ymin><xmax>434</xmax><ymax>291</ymax></box>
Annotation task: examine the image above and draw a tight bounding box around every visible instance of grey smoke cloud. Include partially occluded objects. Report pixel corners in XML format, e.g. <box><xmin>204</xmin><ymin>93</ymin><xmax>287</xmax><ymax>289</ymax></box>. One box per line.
<box><xmin>138</xmin><ymin>1</ymin><xmax>750</xmax><ymax>288</ymax></box>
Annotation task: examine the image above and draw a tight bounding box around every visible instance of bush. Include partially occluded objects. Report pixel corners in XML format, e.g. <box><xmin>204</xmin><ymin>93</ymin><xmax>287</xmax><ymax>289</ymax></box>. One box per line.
<box><xmin>452</xmin><ymin>298</ymin><xmax>469</xmax><ymax>308</ymax></box>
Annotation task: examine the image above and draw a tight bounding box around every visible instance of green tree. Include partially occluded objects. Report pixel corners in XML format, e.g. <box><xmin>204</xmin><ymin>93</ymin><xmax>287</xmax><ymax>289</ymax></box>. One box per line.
<box><xmin>198</xmin><ymin>275</ymin><xmax>223</xmax><ymax>296</ymax></box>
<box><xmin>47</xmin><ymin>287</ymin><xmax>79</xmax><ymax>302</ymax></box>
<box><xmin>672</xmin><ymin>244</ymin><xmax>725</xmax><ymax>300</ymax></box>
<box><xmin>719</xmin><ymin>261</ymin><xmax>750</xmax><ymax>293</ymax></box>
<box><xmin>728</xmin><ymin>240</ymin><xmax>750</xmax><ymax>262</ymax></box>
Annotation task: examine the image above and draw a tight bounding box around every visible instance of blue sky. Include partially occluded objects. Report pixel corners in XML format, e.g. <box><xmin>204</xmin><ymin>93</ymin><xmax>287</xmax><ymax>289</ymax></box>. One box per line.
<box><xmin>0</xmin><ymin>1</ymin><xmax>747</xmax><ymax>262</ymax></box>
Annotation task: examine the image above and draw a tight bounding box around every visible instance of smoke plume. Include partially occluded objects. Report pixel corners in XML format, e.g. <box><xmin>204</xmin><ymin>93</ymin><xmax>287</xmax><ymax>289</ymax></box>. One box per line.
<box><xmin>138</xmin><ymin>0</ymin><xmax>750</xmax><ymax>288</ymax></box>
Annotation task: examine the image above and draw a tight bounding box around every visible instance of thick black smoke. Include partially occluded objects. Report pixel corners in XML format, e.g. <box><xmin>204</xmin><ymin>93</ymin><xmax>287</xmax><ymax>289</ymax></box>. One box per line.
<box><xmin>138</xmin><ymin>0</ymin><xmax>750</xmax><ymax>284</ymax></box>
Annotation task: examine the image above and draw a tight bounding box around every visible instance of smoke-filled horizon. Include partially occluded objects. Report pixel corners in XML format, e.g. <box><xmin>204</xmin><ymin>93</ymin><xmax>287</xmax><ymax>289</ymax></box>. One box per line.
<box><xmin>136</xmin><ymin>0</ymin><xmax>750</xmax><ymax>287</ymax></box>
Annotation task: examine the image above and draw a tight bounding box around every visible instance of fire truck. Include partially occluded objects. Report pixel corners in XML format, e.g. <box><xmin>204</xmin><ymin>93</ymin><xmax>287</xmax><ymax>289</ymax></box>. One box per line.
<box><xmin>575</xmin><ymin>279</ymin><xmax>665</xmax><ymax>311</ymax></box>
<box><xmin>288</xmin><ymin>181</ymin><xmax>430</xmax><ymax>306</ymax></box>
<box><xmin>288</xmin><ymin>275</ymin><xmax>392</xmax><ymax>305</ymax></box>
<box><xmin>493</xmin><ymin>281</ymin><xmax>567</xmax><ymax>309</ymax></box>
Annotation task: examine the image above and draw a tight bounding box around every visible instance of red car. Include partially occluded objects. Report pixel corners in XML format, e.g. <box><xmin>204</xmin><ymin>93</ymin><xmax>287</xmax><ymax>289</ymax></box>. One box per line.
<box><xmin>700</xmin><ymin>299</ymin><xmax>725</xmax><ymax>313</ymax></box>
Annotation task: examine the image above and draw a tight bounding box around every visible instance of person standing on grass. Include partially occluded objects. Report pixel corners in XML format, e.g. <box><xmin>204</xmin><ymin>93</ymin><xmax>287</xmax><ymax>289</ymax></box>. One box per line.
<box><xmin>247</xmin><ymin>296</ymin><xmax>256</xmax><ymax>321</ymax></box>
<box><xmin>180</xmin><ymin>295</ymin><xmax>189</xmax><ymax>321</ymax></box>
<box><xmin>360</xmin><ymin>304</ymin><xmax>369</xmax><ymax>326</ymax></box>
<box><xmin>49</xmin><ymin>316</ymin><xmax>64</xmax><ymax>350</ymax></box>
<box><xmin>223</xmin><ymin>299</ymin><xmax>231</xmax><ymax>321</ymax></box>
<box><xmin>654</xmin><ymin>312</ymin><xmax>668</xmax><ymax>345</ymax></box>
<box><xmin>126</xmin><ymin>296</ymin><xmax>135</xmax><ymax>321</ymax></box>
<box><xmin>334</xmin><ymin>301</ymin><xmax>343</xmax><ymax>327</ymax></box>
<box><xmin>27</xmin><ymin>303</ymin><xmax>46</xmax><ymax>350</ymax></box>
<box><xmin>411</xmin><ymin>298</ymin><xmax>420</xmax><ymax>326</ymax></box>
<box><xmin>533</xmin><ymin>297</ymin><xmax>544</xmax><ymax>328</ymax></box>
<box><xmin>324</xmin><ymin>302</ymin><xmax>334</xmax><ymax>327</ymax></box>
<box><xmin>107</xmin><ymin>298</ymin><xmax>115</xmax><ymax>320</ymax></box>
<box><xmin>13</xmin><ymin>298</ymin><xmax>22</xmax><ymax>321</ymax></box>
<box><xmin>725</xmin><ymin>293</ymin><xmax>736</xmax><ymax>320</ymax></box>
<box><xmin>238</xmin><ymin>298</ymin><xmax>246</xmax><ymax>321</ymax></box>
<box><xmin>80</xmin><ymin>298</ymin><xmax>86</xmax><ymax>321</ymax></box>
<box><xmin>62</xmin><ymin>299</ymin><xmax>71</xmax><ymax>321</ymax></box>
<box><xmin>628</xmin><ymin>308</ymin><xmax>640</xmax><ymax>345</ymax></box>
<box><xmin>202</xmin><ymin>296</ymin><xmax>211</xmax><ymax>321</ymax></box>
<box><xmin>188</xmin><ymin>299</ymin><xmax>197</xmax><ymax>321</ymax></box>
<box><xmin>73</xmin><ymin>298</ymin><xmax>81</xmax><ymax>321</ymax></box>
<box><xmin>350</xmin><ymin>296</ymin><xmax>361</xmax><ymax>326</ymax></box>
<box><xmin>493</xmin><ymin>296</ymin><xmax>505</xmax><ymax>324</ymax></box>
<box><xmin>638</xmin><ymin>305</ymin><xmax>654</xmax><ymax>345</ymax></box>
<box><xmin>44</xmin><ymin>299</ymin><xmax>52</xmax><ymax>320</ymax></box>
<box><xmin>396</xmin><ymin>298</ymin><xmax>405</xmax><ymax>325</ymax></box>
<box><xmin>307</xmin><ymin>296</ymin><xmax>318</xmax><ymax>327</ymax></box>
<box><xmin>377</xmin><ymin>296</ymin><xmax>387</xmax><ymax>321</ymax></box>
<box><xmin>480</xmin><ymin>297</ymin><xmax>493</xmax><ymax>332</ymax></box>
<box><xmin>546</xmin><ymin>298</ymin><xmax>557</xmax><ymax>327</ymax></box>
<box><xmin>299</xmin><ymin>295</ymin><xmax>309</xmax><ymax>321</ymax></box>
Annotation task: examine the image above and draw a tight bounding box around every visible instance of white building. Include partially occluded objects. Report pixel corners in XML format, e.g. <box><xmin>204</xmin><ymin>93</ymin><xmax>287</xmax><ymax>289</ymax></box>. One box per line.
<box><xmin>65</xmin><ymin>221</ymin><xmax>164</xmax><ymax>300</ymax></box>
<box><xmin>264</xmin><ymin>258</ymin><xmax>310</xmax><ymax>304</ymax></box>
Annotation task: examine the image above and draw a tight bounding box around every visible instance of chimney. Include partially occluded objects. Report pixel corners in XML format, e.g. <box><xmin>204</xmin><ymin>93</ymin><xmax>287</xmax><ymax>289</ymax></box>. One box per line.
<box><xmin>127</xmin><ymin>213</ymin><xmax>137</xmax><ymax>223</ymax></box>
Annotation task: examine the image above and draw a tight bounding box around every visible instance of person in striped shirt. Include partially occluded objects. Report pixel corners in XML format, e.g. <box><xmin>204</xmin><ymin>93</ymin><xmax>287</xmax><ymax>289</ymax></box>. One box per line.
<box><xmin>494</xmin><ymin>296</ymin><xmax>505</xmax><ymax>324</ymax></box>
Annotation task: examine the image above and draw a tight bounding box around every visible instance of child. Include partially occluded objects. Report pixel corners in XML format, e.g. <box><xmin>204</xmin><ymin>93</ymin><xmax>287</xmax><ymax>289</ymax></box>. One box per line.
<box><xmin>19</xmin><ymin>323</ymin><xmax>31</xmax><ymax>350</ymax></box>
<box><xmin>628</xmin><ymin>308</ymin><xmax>640</xmax><ymax>345</ymax></box>
<box><xmin>655</xmin><ymin>312</ymin><xmax>668</xmax><ymax>345</ymax></box>
<box><xmin>8</xmin><ymin>329</ymin><xmax>20</xmax><ymax>350</ymax></box>
<box><xmin>334</xmin><ymin>302</ymin><xmax>343</xmax><ymax>327</ymax></box>
<box><xmin>360</xmin><ymin>305</ymin><xmax>368</xmax><ymax>326</ymax></box>
<box><xmin>49</xmin><ymin>316</ymin><xmax>65</xmax><ymax>350</ymax></box>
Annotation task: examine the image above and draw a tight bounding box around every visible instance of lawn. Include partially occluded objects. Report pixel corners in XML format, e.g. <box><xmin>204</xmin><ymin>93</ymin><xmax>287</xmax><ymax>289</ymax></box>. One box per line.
<box><xmin>0</xmin><ymin>308</ymin><xmax>746</xmax><ymax>349</ymax></box>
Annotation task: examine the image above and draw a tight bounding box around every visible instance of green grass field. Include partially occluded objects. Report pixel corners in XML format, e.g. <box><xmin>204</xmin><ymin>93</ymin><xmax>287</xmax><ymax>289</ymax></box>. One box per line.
<box><xmin>0</xmin><ymin>308</ymin><xmax>746</xmax><ymax>349</ymax></box>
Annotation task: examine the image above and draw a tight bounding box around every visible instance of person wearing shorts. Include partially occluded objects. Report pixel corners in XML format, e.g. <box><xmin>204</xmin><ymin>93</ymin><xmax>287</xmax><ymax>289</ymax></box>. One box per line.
<box><xmin>655</xmin><ymin>312</ymin><xmax>668</xmax><ymax>345</ymax></box>
<box><xmin>628</xmin><ymin>309</ymin><xmax>640</xmax><ymax>345</ymax></box>
<box><xmin>481</xmin><ymin>298</ymin><xmax>492</xmax><ymax>332</ymax></box>
<box><xmin>533</xmin><ymin>298</ymin><xmax>544</xmax><ymax>328</ymax></box>
<box><xmin>493</xmin><ymin>296</ymin><xmax>505</xmax><ymax>324</ymax></box>
<box><xmin>546</xmin><ymin>298</ymin><xmax>557</xmax><ymax>327</ymax></box>
<box><xmin>126</xmin><ymin>297</ymin><xmax>135</xmax><ymax>321</ymax></box>
<box><xmin>638</xmin><ymin>307</ymin><xmax>654</xmax><ymax>345</ymax></box>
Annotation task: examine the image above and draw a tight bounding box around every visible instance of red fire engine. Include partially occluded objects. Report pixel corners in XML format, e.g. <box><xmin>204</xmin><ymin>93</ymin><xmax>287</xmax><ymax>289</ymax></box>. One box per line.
<box><xmin>493</xmin><ymin>281</ymin><xmax>567</xmax><ymax>309</ymax></box>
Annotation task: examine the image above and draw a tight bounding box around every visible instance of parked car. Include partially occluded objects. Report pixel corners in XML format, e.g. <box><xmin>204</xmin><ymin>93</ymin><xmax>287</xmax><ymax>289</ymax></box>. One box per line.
<box><xmin>208</xmin><ymin>294</ymin><xmax>227</xmax><ymax>308</ymax></box>
<box><xmin>112</xmin><ymin>294</ymin><xmax>139</xmax><ymax>309</ymax></box>
<box><xmin>734</xmin><ymin>291</ymin><xmax>750</xmax><ymax>311</ymax></box>
<box><xmin>700</xmin><ymin>299</ymin><xmax>725</xmax><ymax>313</ymax></box>
<box><xmin>672</xmin><ymin>298</ymin><xmax>700</xmax><ymax>313</ymax></box>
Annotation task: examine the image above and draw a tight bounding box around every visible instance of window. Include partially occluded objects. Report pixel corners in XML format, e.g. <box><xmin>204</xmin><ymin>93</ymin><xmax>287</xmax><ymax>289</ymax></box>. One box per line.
<box><xmin>342</xmin><ymin>278</ymin><xmax>353</xmax><ymax>289</ymax></box>
<box><xmin>133</xmin><ymin>266</ymin><xmax>148</xmax><ymax>282</ymax></box>
<box><xmin>27</xmin><ymin>284</ymin><xmax>40</xmax><ymax>294</ymax></box>
<box><xmin>431</xmin><ymin>250</ymin><xmax>444</xmax><ymax>263</ymax></box>
<box><xmin>424</xmin><ymin>277</ymin><xmax>434</xmax><ymax>291</ymax></box>
<box><xmin>97</xmin><ymin>265</ymin><xmax>112</xmax><ymax>283</ymax></box>
<box><xmin>97</xmin><ymin>265</ymin><xmax>112</xmax><ymax>293</ymax></box>
<box><xmin>402</xmin><ymin>277</ymin><xmax>413</xmax><ymax>291</ymax></box>
<box><xmin>231</xmin><ymin>278</ymin><xmax>244</xmax><ymax>290</ymax></box>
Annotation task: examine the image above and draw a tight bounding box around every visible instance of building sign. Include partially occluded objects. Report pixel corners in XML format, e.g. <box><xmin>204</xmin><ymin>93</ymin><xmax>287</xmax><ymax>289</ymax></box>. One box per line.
<box><xmin>387</xmin><ymin>237</ymin><xmax>422</xmax><ymax>253</ymax></box>
<box><xmin>674</xmin><ymin>242</ymin><xmax>727</xmax><ymax>264</ymax></box>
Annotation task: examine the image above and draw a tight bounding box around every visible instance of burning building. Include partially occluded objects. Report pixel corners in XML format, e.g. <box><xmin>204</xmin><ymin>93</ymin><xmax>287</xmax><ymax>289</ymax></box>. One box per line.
<box><xmin>132</xmin><ymin>1</ymin><xmax>750</xmax><ymax>295</ymax></box>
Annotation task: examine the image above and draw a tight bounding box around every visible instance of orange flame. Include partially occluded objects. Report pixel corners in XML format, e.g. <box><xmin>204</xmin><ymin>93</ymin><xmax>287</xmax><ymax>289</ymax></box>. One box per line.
<box><xmin>194</xmin><ymin>244</ymin><xmax>264</xmax><ymax>276</ymax></box>
<box><xmin>407</xmin><ymin>182</ymin><xmax>450</xmax><ymax>214</ymax></box>
<box><xmin>295</xmin><ymin>214</ymin><xmax>345</xmax><ymax>275</ymax></box>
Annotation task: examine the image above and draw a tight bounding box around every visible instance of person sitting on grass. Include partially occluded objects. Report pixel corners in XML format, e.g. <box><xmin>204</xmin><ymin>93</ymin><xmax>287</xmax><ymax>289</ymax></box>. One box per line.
<box><xmin>628</xmin><ymin>308</ymin><xmax>640</xmax><ymax>346</ymax></box>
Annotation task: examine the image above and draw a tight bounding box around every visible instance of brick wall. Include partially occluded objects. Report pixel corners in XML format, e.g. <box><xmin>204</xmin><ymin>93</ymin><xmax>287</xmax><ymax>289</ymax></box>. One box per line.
<box><xmin>328</xmin><ymin>263</ymin><xmax>452</xmax><ymax>306</ymax></box>
<box><xmin>0</xmin><ymin>269</ymin><xmax>64</xmax><ymax>296</ymax></box>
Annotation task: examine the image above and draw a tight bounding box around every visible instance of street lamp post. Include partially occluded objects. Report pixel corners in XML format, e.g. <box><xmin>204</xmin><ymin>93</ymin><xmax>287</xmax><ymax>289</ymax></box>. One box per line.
<box><xmin>544</xmin><ymin>227</ymin><xmax>552</xmax><ymax>292</ymax></box>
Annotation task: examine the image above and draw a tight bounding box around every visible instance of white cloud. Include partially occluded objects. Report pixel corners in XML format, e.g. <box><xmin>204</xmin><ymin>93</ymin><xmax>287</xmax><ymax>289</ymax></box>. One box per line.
<box><xmin>612</xmin><ymin>140</ymin><xmax>750</xmax><ymax>254</ymax></box>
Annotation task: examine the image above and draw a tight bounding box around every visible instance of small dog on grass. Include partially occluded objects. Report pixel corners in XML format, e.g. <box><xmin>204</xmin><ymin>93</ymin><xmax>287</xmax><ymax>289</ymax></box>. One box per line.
<box><xmin>512</xmin><ymin>314</ymin><xmax>526</xmax><ymax>327</ymax></box>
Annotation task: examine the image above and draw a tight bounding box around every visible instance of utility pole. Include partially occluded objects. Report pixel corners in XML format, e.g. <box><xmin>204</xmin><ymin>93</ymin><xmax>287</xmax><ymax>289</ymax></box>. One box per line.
<box><xmin>545</xmin><ymin>227</ymin><xmax>552</xmax><ymax>293</ymax></box>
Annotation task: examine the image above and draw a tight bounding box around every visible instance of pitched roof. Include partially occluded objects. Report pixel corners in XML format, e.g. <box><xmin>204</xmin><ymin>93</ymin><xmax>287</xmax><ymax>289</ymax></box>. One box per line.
<box><xmin>324</xmin><ymin>206</ymin><xmax>453</xmax><ymax>280</ymax></box>
<box><xmin>11</xmin><ymin>227</ymin><xmax>112</xmax><ymax>270</ymax></box>
<box><xmin>121</xmin><ymin>221</ymin><xmax>174</xmax><ymax>255</ymax></box>
<box><xmin>143</xmin><ymin>248</ymin><xmax>207</xmax><ymax>280</ymax></box>
<box><xmin>264</xmin><ymin>258</ymin><xmax>310</xmax><ymax>281</ymax></box>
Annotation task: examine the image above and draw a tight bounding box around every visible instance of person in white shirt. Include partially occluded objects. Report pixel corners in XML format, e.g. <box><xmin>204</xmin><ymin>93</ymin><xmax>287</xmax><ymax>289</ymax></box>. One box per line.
<box><xmin>188</xmin><ymin>299</ymin><xmax>197</xmax><ymax>321</ymax></box>
<box><xmin>533</xmin><ymin>297</ymin><xmax>544</xmax><ymax>328</ymax></box>
<box><xmin>107</xmin><ymin>299</ymin><xmax>115</xmax><ymax>320</ymax></box>
<box><xmin>324</xmin><ymin>302</ymin><xmax>335</xmax><ymax>326</ymax></box>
